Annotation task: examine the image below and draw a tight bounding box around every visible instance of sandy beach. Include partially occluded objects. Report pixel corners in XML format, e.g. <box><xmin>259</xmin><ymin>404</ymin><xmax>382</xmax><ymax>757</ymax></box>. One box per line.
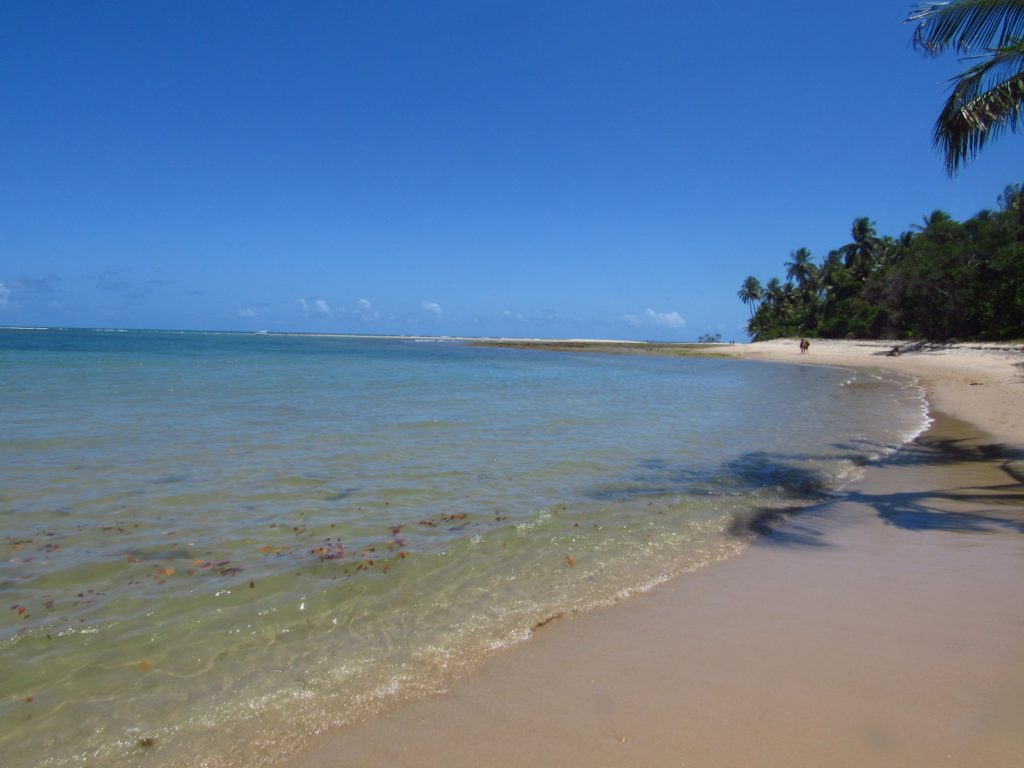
<box><xmin>287</xmin><ymin>339</ymin><xmax>1024</xmax><ymax>768</ymax></box>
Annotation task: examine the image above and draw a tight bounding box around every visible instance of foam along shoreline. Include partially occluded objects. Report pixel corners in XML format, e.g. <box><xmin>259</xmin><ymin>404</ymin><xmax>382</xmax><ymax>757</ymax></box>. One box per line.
<box><xmin>286</xmin><ymin>340</ymin><xmax>1024</xmax><ymax>768</ymax></box>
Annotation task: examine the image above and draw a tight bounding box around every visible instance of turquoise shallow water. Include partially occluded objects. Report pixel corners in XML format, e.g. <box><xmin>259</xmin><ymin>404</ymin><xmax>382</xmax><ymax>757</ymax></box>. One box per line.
<box><xmin>0</xmin><ymin>329</ymin><xmax>928</xmax><ymax>767</ymax></box>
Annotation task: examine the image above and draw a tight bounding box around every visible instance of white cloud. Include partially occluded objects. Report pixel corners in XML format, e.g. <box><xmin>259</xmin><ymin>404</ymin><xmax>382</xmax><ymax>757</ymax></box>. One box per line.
<box><xmin>421</xmin><ymin>300</ymin><xmax>442</xmax><ymax>317</ymax></box>
<box><xmin>623</xmin><ymin>308</ymin><xmax>686</xmax><ymax>329</ymax></box>
<box><xmin>356</xmin><ymin>298</ymin><xmax>379</xmax><ymax>321</ymax></box>
<box><xmin>503</xmin><ymin>309</ymin><xmax>524</xmax><ymax>320</ymax></box>
<box><xmin>0</xmin><ymin>282</ymin><xmax>9</xmax><ymax>307</ymax></box>
<box><xmin>299</xmin><ymin>297</ymin><xmax>332</xmax><ymax>317</ymax></box>
<box><xmin>238</xmin><ymin>308</ymin><xmax>257</xmax><ymax>318</ymax></box>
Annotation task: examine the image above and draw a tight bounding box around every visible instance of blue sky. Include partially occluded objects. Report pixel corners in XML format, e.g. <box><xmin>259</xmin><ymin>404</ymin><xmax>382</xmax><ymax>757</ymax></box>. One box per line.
<box><xmin>0</xmin><ymin>2</ymin><xmax>1018</xmax><ymax>340</ymax></box>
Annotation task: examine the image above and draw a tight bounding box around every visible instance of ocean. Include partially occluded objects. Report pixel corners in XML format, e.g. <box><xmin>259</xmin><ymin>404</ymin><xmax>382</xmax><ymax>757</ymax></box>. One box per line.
<box><xmin>0</xmin><ymin>328</ymin><xmax>929</xmax><ymax>767</ymax></box>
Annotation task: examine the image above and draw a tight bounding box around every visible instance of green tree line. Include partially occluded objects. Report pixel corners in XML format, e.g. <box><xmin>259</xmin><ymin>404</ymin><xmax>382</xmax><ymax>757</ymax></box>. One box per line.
<box><xmin>739</xmin><ymin>184</ymin><xmax>1024</xmax><ymax>341</ymax></box>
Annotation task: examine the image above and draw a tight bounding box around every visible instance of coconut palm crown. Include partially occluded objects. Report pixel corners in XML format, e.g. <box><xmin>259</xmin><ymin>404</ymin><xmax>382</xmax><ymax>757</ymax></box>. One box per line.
<box><xmin>839</xmin><ymin>217</ymin><xmax>879</xmax><ymax>278</ymax></box>
<box><xmin>737</xmin><ymin>276</ymin><xmax>763</xmax><ymax>317</ymax></box>
<box><xmin>784</xmin><ymin>248</ymin><xmax>817</xmax><ymax>293</ymax></box>
<box><xmin>908</xmin><ymin>1</ymin><xmax>1024</xmax><ymax>174</ymax></box>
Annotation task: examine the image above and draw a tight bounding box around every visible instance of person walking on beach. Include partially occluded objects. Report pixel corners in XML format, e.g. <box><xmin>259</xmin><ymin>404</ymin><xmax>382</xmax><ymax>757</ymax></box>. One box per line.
<box><xmin>799</xmin><ymin>338</ymin><xmax>810</xmax><ymax>354</ymax></box>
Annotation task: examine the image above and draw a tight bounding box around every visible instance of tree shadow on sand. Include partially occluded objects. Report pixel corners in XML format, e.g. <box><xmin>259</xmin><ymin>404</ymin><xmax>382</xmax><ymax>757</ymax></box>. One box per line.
<box><xmin>837</xmin><ymin>431</ymin><xmax>1024</xmax><ymax>535</ymax></box>
<box><xmin>758</xmin><ymin>426</ymin><xmax>1024</xmax><ymax>543</ymax></box>
<box><xmin>727</xmin><ymin>504</ymin><xmax>836</xmax><ymax>548</ymax></box>
<box><xmin>586</xmin><ymin>452</ymin><xmax>846</xmax><ymax>549</ymax></box>
<box><xmin>586</xmin><ymin>452</ymin><xmax>834</xmax><ymax>504</ymax></box>
<box><xmin>585</xmin><ymin>419</ymin><xmax>1024</xmax><ymax>548</ymax></box>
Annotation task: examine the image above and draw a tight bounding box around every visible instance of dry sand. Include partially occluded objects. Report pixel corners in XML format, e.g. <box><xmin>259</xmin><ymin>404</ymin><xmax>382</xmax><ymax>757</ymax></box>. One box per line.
<box><xmin>287</xmin><ymin>339</ymin><xmax>1024</xmax><ymax>768</ymax></box>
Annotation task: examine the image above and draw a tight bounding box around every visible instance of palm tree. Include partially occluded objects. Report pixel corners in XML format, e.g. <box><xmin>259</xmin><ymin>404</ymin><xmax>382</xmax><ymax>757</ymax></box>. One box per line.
<box><xmin>780</xmin><ymin>281</ymin><xmax>798</xmax><ymax>317</ymax></box>
<box><xmin>839</xmin><ymin>217</ymin><xmax>879</xmax><ymax>278</ymax></box>
<box><xmin>784</xmin><ymin>248</ymin><xmax>817</xmax><ymax>293</ymax></box>
<box><xmin>877</xmin><ymin>232</ymin><xmax>914</xmax><ymax>269</ymax></box>
<box><xmin>908</xmin><ymin>1</ymin><xmax>1024</xmax><ymax>174</ymax></box>
<box><xmin>998</xmin><ymin>182</ymin><xmax>1022</xmax><ymax>209</ymax></box>
<box><xmin>762</xmin><ymin>277</ymin><xmax>788</xmax><ymax>321</ymax></box>
<box><xmin>998</xmin><ymin>182</ymin><xmax>1024</xmax><ymax>227</ymax></box>
<box><xmin>911</xmin><ymin>210</ymin><xmax>954</xmax><ymax>231</ymax></box>
<box><xmin>737</xmin><ymin>276</ymin><xmax>763</xmax><ymax>317</ymax></box>
<box><xmin>818</xmin><ymin>250</ymin><xmax>844</xmax><ymax>298</ymax></box>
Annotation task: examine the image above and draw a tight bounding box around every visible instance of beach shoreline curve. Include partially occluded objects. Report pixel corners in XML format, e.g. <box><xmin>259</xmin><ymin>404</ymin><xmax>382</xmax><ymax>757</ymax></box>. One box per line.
<box><xmin>285</xmin><ymin>338</ymin><xmax>1024</xmax><ymax>768</ymax></box>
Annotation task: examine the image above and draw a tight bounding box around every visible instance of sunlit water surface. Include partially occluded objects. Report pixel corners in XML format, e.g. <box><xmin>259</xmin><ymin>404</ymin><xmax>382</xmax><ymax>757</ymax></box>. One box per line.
<box><xmin>0</xmin><ymin>329</ymin><xmax>928</xmax><ymax>767</ymax></box>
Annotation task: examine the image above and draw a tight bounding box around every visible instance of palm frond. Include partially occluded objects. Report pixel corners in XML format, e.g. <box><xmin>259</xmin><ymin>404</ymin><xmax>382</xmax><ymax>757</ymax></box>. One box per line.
<box><xmin>935</xmin><ymin>40</ymin><xmax>1024</xmax><ymax>172</ymax></box>
<box><xmin>909</xmin><ymin>0</ymin><xmax>1024</xmax><ymax>55</ymax></box>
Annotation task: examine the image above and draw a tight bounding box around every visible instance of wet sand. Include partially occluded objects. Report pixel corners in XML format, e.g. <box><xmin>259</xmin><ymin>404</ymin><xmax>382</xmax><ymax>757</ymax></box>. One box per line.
<box><xmin>287</xmin><ymin>340</ymin><xmax>1024</xmax><ymax>768</ymax></box>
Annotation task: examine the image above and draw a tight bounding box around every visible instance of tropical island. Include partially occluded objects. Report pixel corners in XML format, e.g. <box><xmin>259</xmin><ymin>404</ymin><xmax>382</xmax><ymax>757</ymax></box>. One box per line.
<box><xmin>730</xmin><ymin>1</ymin><xmax>1024</xmax><ymax>345</ymax></box>
<box><xmin>738</xmin><ymin>183</ymin><xmax>1024</xmax><ymax>342</ymax></box>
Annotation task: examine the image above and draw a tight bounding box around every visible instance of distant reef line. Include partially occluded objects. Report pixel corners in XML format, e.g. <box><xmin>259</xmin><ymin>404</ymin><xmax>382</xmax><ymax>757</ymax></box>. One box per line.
<box><xmin>466</xmin><ymin>339</ymin><xmax>731</xmax><ymax>356</ymax></box>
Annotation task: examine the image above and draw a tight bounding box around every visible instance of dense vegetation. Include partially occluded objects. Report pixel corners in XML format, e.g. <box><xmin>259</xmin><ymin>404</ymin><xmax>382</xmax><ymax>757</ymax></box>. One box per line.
<box><xmin>739</xmin><ymin>184</ymin><xmax>1024</xmax><ymax>341</ymax></box>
